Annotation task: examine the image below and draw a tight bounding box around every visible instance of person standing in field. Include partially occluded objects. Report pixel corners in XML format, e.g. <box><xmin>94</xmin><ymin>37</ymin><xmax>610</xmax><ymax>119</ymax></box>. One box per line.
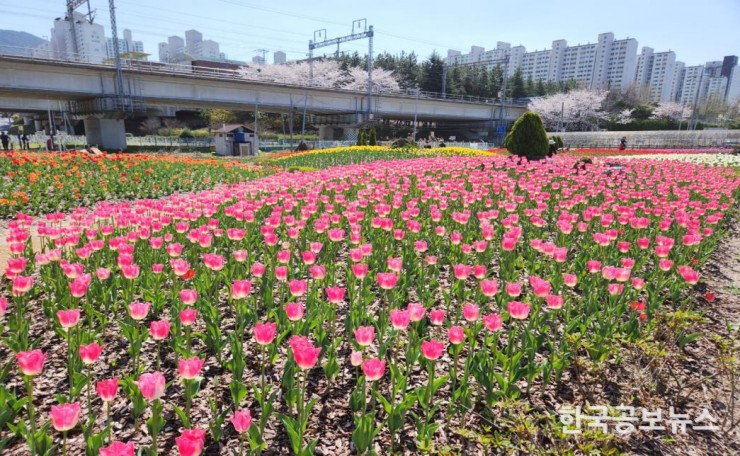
<box><xmin>0</xmin><ymin>132</ymin><xmax>9</xmax><ymax>151</ymax></box>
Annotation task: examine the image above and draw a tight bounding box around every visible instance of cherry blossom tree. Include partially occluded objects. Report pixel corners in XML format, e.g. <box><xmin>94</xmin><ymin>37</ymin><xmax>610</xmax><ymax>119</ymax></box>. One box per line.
<box><xmin>651</xmin><ymin>101</ymin><xmax>692</xmax><ymax>122</ymax></box>
<box><xmin>527</xmin><ymin>89</ymin><xmax>608</xmax><ymax>131</ymax></box>
<box><xmin>236</xmin><ymin>60</ymin><xmax>400</xmax><ymax>92</ymax></box>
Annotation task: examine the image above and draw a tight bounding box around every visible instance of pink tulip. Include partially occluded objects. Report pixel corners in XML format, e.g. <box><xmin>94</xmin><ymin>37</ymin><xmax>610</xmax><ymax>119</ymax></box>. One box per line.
<box><xmin>448</xmin><ymin>326</ymin><xmax>465</xmax><ymax>345</ymax></box>
<box><xmin>99</xmin><ymin>441</ymin><xmax>135</xmax><ymax>456</ymax></box>
<box><xmin>389</xmin><ymin>309</ymin><xmax>410</xmax><ymax>330</ymax></box>
<box><xmin>354</xmin><ymin>326</ymin><xmax>375</xmax><ymax>347</ymax></box>
<box><xmin>659</xmin><ymin>259</ymin><xmax>673</xmax><ymax>271</ymax></box>
<box><xmin>135</xmin><ymin>372</ymin><xmax>166</xmax><ymax>401</ymax></box>
<box><xmin>529</xmin><ymin>276</ymin><xmax>551</xmax><ymax>298</ymax></box>
<box><xmin>171</xmin><ymin>259</ymin><xmax>191</xmax><ymax>276</ymax></box>
<box><xmin>231</xmin><ymin>280</ymin><xmax>252</xmax><ymax>299</ymax></box>
<box><xmin>128</xmin><ymin>302</ymin><xmax>150</xmax><ymax>321</ymax></box>
<box><xmin>232</xmin><ymin>250</ymin><xmax>248</xmax><ymax>263</ymax></box>
<box><xmin>175</xmin><ymin>428</ymin><xmax>206</xmax><ymax>456</ymax></box>
<box><xmin>361</xmin><ymin>358</ymin><xmax>386</xmax><ymax>381</ymax></box>
<box><xmin>178</xmin><ymin>357</ymin><xmax>205</xmax><ymax>380</ymax></box>
<box><xmin>309</xmin><ymin>264</ymin><xmax>326</xmax><ymax>280</ymax></box>
<box><xmin>96</xmin><ymin>267</ymin><xmax>111</xmax><ymax>280</ymax></box>
<box><xmin>507</xmin><ymin>301</ymin><xmax>530</xmax><ymax>320</ymax></box>
<box><xmin>11</xmin><ymin>275</ymin><xmax>34</xmax><ymax>296</ymax></box>
<box><xmin>96</xmin><ymin>378</ymin><xmax>119</xmax><ymax>401</ymax></box>
<box><xmin>420</xmin><ymin>340</ymin><xmax>445</xmax><ymax>360</ymax></box>
<box><xmin>462</xmin><ymin>303</ymin><xmax>480</xmax><ymax>322</ymax></box>
<box><xmin>57</xmin><ymin>309</ymin><xmax>81</xmax><ymax>329</ymax></box>
<box><xmin>79</xmin><ymin>342</ymin><xmax>103</xmax><ymax>365</ymax></box>
<box><xmin>452</xmin><ymin>264</ymin><xmax>471</xmax><ymax>280</ymax></box>
<box><xmin>121</xmin><ymin>264</ymin><xmax>140</xmax><ymax>280</ymax></box>
<box><xmin>0</xmin><ymin>296</ymin><xmax>7</xmax><ymax>316</ymax></box>
<box><xmin>69</xmin><ymin>274</ymin><xmax>92</xmax><ymax>298</ymax></box>
<box><xmin>289</xmin><ymin>336</ymin><xmax>321</xmax><ymax>370</ymax></box>
<box><xmin>631</xmin><ymin>277</ymin><xmax>646</xmax><ymax>290</ymax></box>
<box><xmin>480</xmin><ymin>279</ymin><xmax>499</xmax><ymax>297</ymax></box>
<box><xmin>587</xmin><ymin>260</ymin><xmax>602</xmax><ymax>273</ymax></box>
<box><xmin>275</xmin><ymin>266</ymin><xmax>288</xmax><ymax>282</ymax></box>
<box><xmin>407</xmin><ymin>303</ymin><xmax>426</xmax><ymax>322</ymax></box>
<box><xmin>150</xmin><ymin>320</ymin><xmax>171</xmax><ymax>340</ymax></box>
<box><xmin>376</xmin><ymin>272</ymin><xmax>398</xmax><ymax>290</ymax></box>
<box><xmin>473</xmin><ymin>264</ymin><xmax>487</xmax><ymax>279</ymax></box>
<box><xmin>482</xmin><ymin>313</ymin><xmax>503</xmax><ymax>331</ymax></box>
<box><xmin>288</xmin><ymin>279</ymin><xmax>308</xmax><ymax>297</ymax></box>
<box><xmin>325</xmin><ymin>286</ymin><xmax>346</xmax><ymax>304</ymax></box>
<box><xmin>501</xmin><ymin>237</ymin><xmax>517</xmax><ymax>251</ymax></box>
<box><xmin>505</xmin><ymin>282</ymin><xmax>522</xmax><ymax>297</ymax></box>
<box><xmin>16</xmin><ymin>349</ymin><xmax>45</xmax><ymax>376</ymax></box>
<box><xmin>180</xmin><ymin>309</ymin><xmax>198</xmax><ymax>326</ymax></box>
<box><xmin>50</xmin><ymin>402</ymin><xmax>81</xmax><ymax>431</ymax></box>
<box><xmin>563</xmin><ymin>273</ymin><xmax>578</xmax><ymax>287</ymax></box>
<box><xmin>429</xmin><ymin>309</ymin><xmax>445</xmax><ymax>326</ymax></box>
<box><xmin>284</xmin><ymin>302</ymin><xmax>305</xmax><ymax>321</ymax></box>
<box><xmin>351</xmin><ymin>263</ymin><xmax>368</xmax><ymax>279</ymax></box>
<box><xmin>203</xmin><ymin>253</ymin><xmax>225</xmax><ymax>271</ymax></box>
<box><xmin>350</xmin><ymin>350</ymin><xmax>363</xmax><ymax>367</ymax></box>
<box><xmin>678</xmin><ymin>265</ymin><xmax>699</xmax><ymax>284</ymax></box>
<box><xmin>231</xmin><ymin>409</ymin><xmax>252</xmax><ymax>433</ymax></box>
<box><xmin>251</xmin><ymin>262</ymin><xmax>266</xmax><ymax>277</ymax></box>
<box><xmin>608</xmin><ymin>283</ymin><xmax>624</xmax><ymax>295</ymax></box>
<box><xmin>253</xmin><ymin>321</ymin><xmax>277</xmax><ymax>345</ymax></box>
<box><xmin>179</xmin><ymin>289</ymin><xmax>198</xmax><ymax>306</ymax></box>
<box><xmin>545</xmin><ymin>295</ymin><xmax>564</xmax><ymax>310</ymax></box>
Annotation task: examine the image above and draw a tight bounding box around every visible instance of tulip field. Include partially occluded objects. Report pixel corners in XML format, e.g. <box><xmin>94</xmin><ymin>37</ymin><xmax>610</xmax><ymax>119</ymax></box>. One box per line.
<box><xmin>0</xmin><ymin>149</ymin><xmax>739</xmax><ymax>455</ymax></box>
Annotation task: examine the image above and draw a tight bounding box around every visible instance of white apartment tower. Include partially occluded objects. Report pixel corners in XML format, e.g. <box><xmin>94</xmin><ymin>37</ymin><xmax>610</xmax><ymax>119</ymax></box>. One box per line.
<box><xmin>274</xmin><ymin>51</ymin><xmax>287</xmax><ymax>64</ymax></box>
<box><xmin>106</xmin><ymin>29</ymin><xmax>145</xmax><ymax>59</ymax></box>
<box><xmin>50</xmin><ymin>11</ymin><xmax>106</xmax><ymax>63</ymax></box>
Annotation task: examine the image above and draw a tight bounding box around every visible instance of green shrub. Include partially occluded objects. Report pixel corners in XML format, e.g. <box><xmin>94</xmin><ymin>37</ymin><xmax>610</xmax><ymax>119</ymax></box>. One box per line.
<box><xmin>357</xmin><ymin>129</ymin><xmax>367</xmax><ymax>146</ymax></box>
<box><xmin>505</xmin><ymin>112</ymin><xmax>548</xmax><ymax>159</ymax></box>
<box><xmin>550</xmin><ymin>135</ymin><xmax>563</xmax><ymax>149</ymax></box>
<box><xmin>179</xmin><ymin>128</ymin><xmax>195</xmax><ymax>139</ymax></box>
<box><xmin>368</xmin><ymin>127</ymin><xmax>377</xmax><ymax>146</ymax></box>
<box><xmin>390</xmin><ymin>138</ymin><xmax>418</xmax><ymax>149</ymax></box>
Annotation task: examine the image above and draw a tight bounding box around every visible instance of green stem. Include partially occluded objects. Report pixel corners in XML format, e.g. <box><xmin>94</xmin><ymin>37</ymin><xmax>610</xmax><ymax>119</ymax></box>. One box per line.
<box><xmin>156</xmin><ymin>340</ymin><xmax>161</xmax><ymax>371</ymax></box>
<box><xmin>151</xmin><ymin>399</ymin><xmax>160</xmax><ymax>456</ymax></box>
<box><xmin>63</xmin><ymin>431</ymin><xmax>67</xmax><ymax>456</ymax></box>
<box><xmin>25</xmin><ymin>376</ymin><xmax>37</xmax><ymax>455</ymax></box>
<box><xmin>86</xmin><ymin>365</ymin><xmax>92</xmax><ymax>421</ymax></box>
<box><xmin>185</xmin><ymin>379</ymin><xmax>192</xmax><ymax>423</ymax></box>
<box><xmin>297</xmin><ymin>373</ymin><xmax>306</xmax><ymax>452</ymax></box>
<box><xmin>239</xmin><ymin>433</ymin><xmax>245</xmax><ymax>456</ymax></box>
<box><xmin>106</xmin><ymin>402</ymin><xmax>112</xmax><ymax>445</ymax></box>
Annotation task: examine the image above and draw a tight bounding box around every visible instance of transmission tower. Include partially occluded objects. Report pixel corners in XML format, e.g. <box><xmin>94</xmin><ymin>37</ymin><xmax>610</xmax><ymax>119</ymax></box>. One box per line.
<box><xmin>308</xmin><ymin>20</ymin><xmax>374</xmax><ymax>117</ymax></box>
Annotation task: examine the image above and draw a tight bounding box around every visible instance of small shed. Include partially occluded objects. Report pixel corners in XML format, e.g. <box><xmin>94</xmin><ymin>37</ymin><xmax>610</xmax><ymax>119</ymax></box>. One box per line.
<box><xmin>214</xmin><ymin>124</ymin><xmax>259</xmax><ymax>156</ymax></box>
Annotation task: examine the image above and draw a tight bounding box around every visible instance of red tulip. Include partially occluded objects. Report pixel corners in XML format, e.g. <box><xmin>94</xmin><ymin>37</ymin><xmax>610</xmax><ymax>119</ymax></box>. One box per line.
<box><xmin>253</xmin><ymin>321</ymin><xmax>277</xmax><ymax>345</ymax></box>
<box><xmin>135</xmin><ymin>372</ymin><xmax>166</xmax><ymax>401</ymax></box>
<box><xmin>361</xmin><ymin>358</ymin><xmax>386</xmax><ymax>381</ymax></box>
<box><xmin>99</xmin><ymin>441</ymin><xmax>135</xmax><ymax>456</ymax></box>
<box><xmin>16</xmin><ymin>349</ymin><xmax>45</xmax><ymax>376</ymax></box>
<box><xmin>57</xmin><ymin>309</ymin><xmax>81</xmax><ymax>329</ymax></box>
<box><xmin>96</xmin><ymin>378</ymin><xmax>119</xmax><ymax>402</ymax></box>
<box><xmin>289</xmin><ymin>336</ymin><xmax>321</xmax><ymax>370</ymax></box>
<box><xmin>705</xmin><ymin>292</ymin><xmax>716</xmax><ymax>302</ymax></box>
<box><xmin>150</xmin><ymin>320</ymin><xmax>171</xmax><ymax>340</ymax></box>
<box><xmin>231</xmin><ymin>409</ymin><xmax>252</xmax><ymax>433</ymax></box>
<box><xmin>420</xmin><ymin>340</ymin><xmax>445</xmax><ymax>361</ymax></box>
<box><xmin>175</xmin><ymin>428</ymin><xmax>206</xmax><ymax>456</ymax></box>
<box><xmin>50</xmin><ymin>402</ymin><xmax>81</xmax><ymax>431</ymax></box>
<box><xmin>178</xmin><ymin>357</ymin><xmax>205</xmax><ymax>380</ymax></box>
<box><xmin>79</xmin><ymin>342</ymin><xmax>103</xmax><ymax>365</ymax></box>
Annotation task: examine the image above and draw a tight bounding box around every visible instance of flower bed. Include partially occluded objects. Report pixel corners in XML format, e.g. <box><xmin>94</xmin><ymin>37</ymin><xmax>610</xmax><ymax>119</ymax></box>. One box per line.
<box><xmin>0</xmin><ymin>152</ymin><xmax>267</xmax><ymax>218</ymax></box>
<box><xmin>0</xmin><ymin>156</ymin><xmax>738</xmax><ymax>454</ymax></box>
<box><xmin>604</xmin><ymin>153</ymin><xmax>740</xmax><ymax>167</ymax></box>
<box><xmin>259</xmin><ymin>146</ymin><xmax>497</xmax><ymax>169</ymax></box>
<box><xmin>565</xmin><ymin>148</ymin><xmax>733</xmax><ymax>156</ymax></box>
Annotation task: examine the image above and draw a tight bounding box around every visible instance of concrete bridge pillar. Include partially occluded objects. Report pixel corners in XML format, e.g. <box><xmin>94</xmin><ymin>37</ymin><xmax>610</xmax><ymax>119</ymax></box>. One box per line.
<box><xmin>318</xmin><ymin>125</ymin><xmax>359</xmax><ymax>141</ymax></box>
<box><xmin>83</xmin><ymin>118</ymin><xmax>127</xmax><ymax>151</ymax></box>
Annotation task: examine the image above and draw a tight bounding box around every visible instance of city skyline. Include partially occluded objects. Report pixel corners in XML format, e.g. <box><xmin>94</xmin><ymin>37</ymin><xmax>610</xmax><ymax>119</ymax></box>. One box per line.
<box><xmin>1</xmin><ymin>0</ymin><xmax>738</xmax><ymax>67</ymax></box>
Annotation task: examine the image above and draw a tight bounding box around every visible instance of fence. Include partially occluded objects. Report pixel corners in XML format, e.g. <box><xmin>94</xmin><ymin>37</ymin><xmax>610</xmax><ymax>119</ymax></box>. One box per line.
<box><xmin>550</xmin><ymin>130</ymin><xmax>740</xmax><ymax>149</ymax></box>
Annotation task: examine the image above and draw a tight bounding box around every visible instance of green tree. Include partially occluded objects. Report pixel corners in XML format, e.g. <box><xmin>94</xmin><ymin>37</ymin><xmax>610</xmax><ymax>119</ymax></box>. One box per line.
<box><xmin>420</xmin><ymin>52</ymin><xmax>445</xmax><ymax>93</ymax></box>
<box><xmin>357</xmin><ymin>129</ymin><xmax>367</xmax><ymax>146</ymax></box>
<box><xmin>368</xmin><ymin>127</ymin><xmax>377</xmax><ymax>145</ymax></box>
<box><xmin>508</xmin><ymin>68</ymin><xmax>526</xmax><ymax>99</ymax></box>
<box><xmin>504</xmin><ymin>111</ymin><xmax>548</xmax><ymax>159</ymax></box>
<box><xmin>535</xmin><ymin>79</ymin><xmax>546</xmax><ymax>97</ymax></box>
<box><xmin>201</xmin><ymin>109</ymin><xmax>236</xmax><ymax>128</ymax></box>
<box><xmin>525</xmin><ymin>75</ymin><xmax>535</xmax><ymax>97</ymax></box>
<box><xmin>488</xmin><ymin>65</ymin><xmax>503</xmax><ymax>99</ymax></box>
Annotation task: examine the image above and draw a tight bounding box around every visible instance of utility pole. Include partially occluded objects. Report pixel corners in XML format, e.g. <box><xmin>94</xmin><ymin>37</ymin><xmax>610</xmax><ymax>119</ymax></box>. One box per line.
<box><xmin>108</xmin><ymin>0</ymin><xmax>125</xmax><ymax>103</ymax></box>
<box><xmin>255</xmin><ymin>48</ymin><xmax>268</xmax><ymax>64</ymax></box>
<box><xmin>66</xmin><ymin>0</ymin><xmax>93</xmax><ymax>61</ymax></box>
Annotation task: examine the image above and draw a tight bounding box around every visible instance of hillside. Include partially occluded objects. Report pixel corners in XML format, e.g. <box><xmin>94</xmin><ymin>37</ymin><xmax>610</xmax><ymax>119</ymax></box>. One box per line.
<box><xmin>0</xmin><ymin>29</ymin><xmax>47</xmax><ymax>56</ymax></box>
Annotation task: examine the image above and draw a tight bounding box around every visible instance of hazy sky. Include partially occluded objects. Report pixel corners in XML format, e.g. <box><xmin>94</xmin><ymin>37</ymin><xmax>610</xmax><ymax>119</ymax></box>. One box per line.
<box><xmin>3</xmin><ymin>0</ymin><xmax>739</xmax><ymax>65</ymax></box>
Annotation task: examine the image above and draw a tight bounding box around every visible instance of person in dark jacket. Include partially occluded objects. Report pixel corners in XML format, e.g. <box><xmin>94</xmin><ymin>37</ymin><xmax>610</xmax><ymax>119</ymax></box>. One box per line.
<box><xmin>0</xmin><ymin>132</ymin><xmax>9</xmax><ymax>151</ymax></box>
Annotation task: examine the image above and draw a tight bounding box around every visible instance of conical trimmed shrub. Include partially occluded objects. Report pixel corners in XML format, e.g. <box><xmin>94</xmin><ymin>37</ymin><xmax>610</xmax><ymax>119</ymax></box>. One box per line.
<box><xmin>505</xmin><ymin>111</ymin><xmax>548</xmax><ymax>159</ymax></box>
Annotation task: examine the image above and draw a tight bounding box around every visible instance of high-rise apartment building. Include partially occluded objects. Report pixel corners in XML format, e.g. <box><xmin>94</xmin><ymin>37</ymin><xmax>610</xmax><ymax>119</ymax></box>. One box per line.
<box><xmin>50</xmin><ymin>11</ymin><xmax>106</xmax><ymax>63</ymax></box>
<box><xmin>274</xmin><ymin>51</ymin><xmax>287</xmax><ymax>64</ymax></box>
<box><xmin>106</xmin><ymin>29</ymin><xmax>145</xmax><ymax>59</ymax></box>
<box><xmin>159</xmin><ymin>30</ymin><xmax>222</xmax><ymax>62</ymax></box>
<box><xmin>446</xmin><ymin>32</ymin><xmax>637</xmax><ymax>91</ymax></box>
